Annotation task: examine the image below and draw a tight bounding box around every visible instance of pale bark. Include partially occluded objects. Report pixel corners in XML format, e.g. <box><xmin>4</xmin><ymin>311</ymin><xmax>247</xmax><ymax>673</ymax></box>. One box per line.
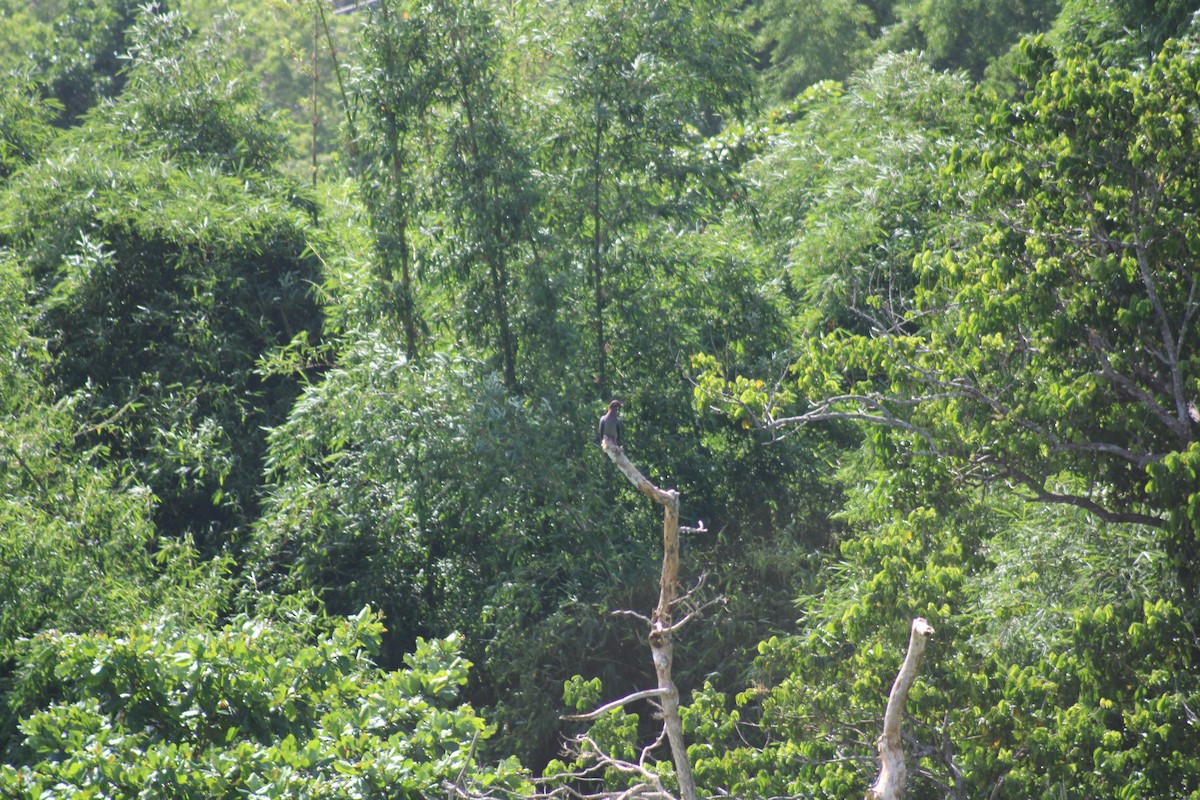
<box><xmin>601</xmin><ymin>438</ymin><xmax>697</xmax><ymax>800</ymax></box>
<box><xmin>866</xmin><ymin>618</ymin><xmax>935</xmax><ymax>800</ymax></box>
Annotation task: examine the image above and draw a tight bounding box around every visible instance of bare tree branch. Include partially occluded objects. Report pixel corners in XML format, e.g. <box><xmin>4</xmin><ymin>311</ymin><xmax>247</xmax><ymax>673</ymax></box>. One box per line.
<box><xmin>562</xmin><ymin>689</ymin><xmax>670</xmax><ymax>722</ymax></box>
<box><xmin>1047</xmin><ymin>440</ymin><xmax>1166</xmax><ymax>469</ymax></box>
<box><xmin>600</xmin><ymin>437</ymin><xmax>698</xmax><ymax>800</ymax></box>
<box><xmin>639</xmin><ymin>724</ymin><xmax>670</xmax><ymax>768</ymax></box>
<box><xmin>999</xmin><ymin>464</ymin><xmax>1163</xmax><ymax>528</ymax></box>
<box><xmin>1087</xmin><ymin>328</ymin><xmax>1190</xmax><ymax>443</ymax></box>
<box><xmin>692</xmin><ymin>357</ymin><xmax>1169</xmax><ymax>530</ymax></box>
<box><xmin>865</xmin><ymin>618</ymin><xmax>934</xmax><ymax>800</ymax></box>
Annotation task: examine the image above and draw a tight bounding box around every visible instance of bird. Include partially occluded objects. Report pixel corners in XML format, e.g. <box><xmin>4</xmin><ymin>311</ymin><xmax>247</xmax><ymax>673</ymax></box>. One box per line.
<box><xmin>598</xmin><ymin>399</ymin><xmax>623</xmax><ymax>447</ymax></box>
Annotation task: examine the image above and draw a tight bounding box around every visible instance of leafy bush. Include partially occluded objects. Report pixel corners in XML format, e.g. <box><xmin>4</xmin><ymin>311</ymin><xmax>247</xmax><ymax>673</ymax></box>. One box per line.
<box><xmin>1</xmin><ymin>609</ymin><xmax>528</xmax><ymax>798</ymax></box>
<box><xmin>0</xmin><ymin>12</ymin><xmax>325</xmax><ymax>549</ymax></box>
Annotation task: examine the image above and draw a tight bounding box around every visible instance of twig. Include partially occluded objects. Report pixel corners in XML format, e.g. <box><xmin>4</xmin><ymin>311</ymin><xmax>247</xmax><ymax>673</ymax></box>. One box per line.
<box><xmin>447</xmin><ymin>730</ymin><xmax>481</xmax><ymax>800</ymax></box>
<box><xmin>639</xmin><ymin>723</ymin><xmax>669</xmax><ymax>766</ymax></box>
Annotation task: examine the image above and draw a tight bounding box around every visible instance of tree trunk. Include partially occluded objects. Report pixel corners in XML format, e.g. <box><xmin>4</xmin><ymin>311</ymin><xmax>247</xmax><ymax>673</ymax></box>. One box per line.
<box><xmin>453</xmin><ymin>53</ymin><xmax>519</xmax><ymax>391</ymax></box>
<box><xmin>601</xmin><ymin>439</ymin><xmax>697</xmax><ymax>800</ymax></box>
<box><xmin>866</xmin><ymin>618</ymin><xmax>935</xmax><ymax>800</ymax></box>
<box><xmin>591</xmin><ymin>102</ymin><xmax>607</xmax><ymax>400</ymax></box>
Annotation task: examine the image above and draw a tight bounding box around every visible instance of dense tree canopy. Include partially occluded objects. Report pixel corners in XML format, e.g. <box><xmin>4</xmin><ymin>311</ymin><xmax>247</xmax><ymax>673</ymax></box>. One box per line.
<box><xmin>697</xmin><ymin>34</ymin><xmax>1200</xmax><ymax>582</ymax></box>
<box><xmin>2</xmin><ymin>0</ymin><xmax>1199</xmax><ymax>798</ymax></box>
<box><xmin>0</xmin><ymin>10</ymin><xmax>324</xmax><ymax>549</ymax></box>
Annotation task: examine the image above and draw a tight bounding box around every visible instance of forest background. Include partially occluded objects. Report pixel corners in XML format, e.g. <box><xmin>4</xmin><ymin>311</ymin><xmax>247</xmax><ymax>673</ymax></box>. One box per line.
<box><xmin>1</xmin><ymin>0</ymin><xmax>1199</xmax><ymax>797</ymax></box>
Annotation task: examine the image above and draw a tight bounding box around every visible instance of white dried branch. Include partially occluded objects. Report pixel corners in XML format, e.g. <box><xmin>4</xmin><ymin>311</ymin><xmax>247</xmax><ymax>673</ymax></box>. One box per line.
<box><xmin>865</xmin><ymin>618</ymin><xmax>934</xmax><ymax>800</ymax></box>
<box><xmin>561</xmin><ymin>688</ymin><xmax>670</xmax><ymax>722</ymax></box>
<box><xmin>639</xmin><ymin>723</ymin><xmax>670</xmax><ymax>767</ymax></box>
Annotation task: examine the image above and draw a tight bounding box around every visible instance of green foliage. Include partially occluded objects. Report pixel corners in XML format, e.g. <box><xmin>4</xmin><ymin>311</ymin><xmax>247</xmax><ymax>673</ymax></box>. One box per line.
<box><xmin>3</xmin><ymin>148</ymin><xmax>321</xmax><ymax>545</ymax></box>
<box><xmin>167</xmin><ymin>0</ymin><xmax>358</xmax><ymax>176</ymax></box>
<box><xmin>252</xmin><ymin>343</ymin><xmax>549</xmax><ymax>646</ymax></box>
<box><xmin>744</xmin><ymin>0</ymin><xmax>1060</xmax><ymax>96</ymax></box>
<box><xmin>8</xmin><ymin>0</ymin><xmax>1200</xmax><ymax>795</ymax></box>
<box><xmin>431</xmin><ymin>0</ymin><xmax>537</xmax><ymax>390</ymax></box>
<box><xmin>686</xmin><ymin>52</ymin><xmax>973</xmax><ymax>366</ymax></box>
<box><xmin>691</xmin><ymin>53</ymin><xmax>975</xmax><ymax>439</ymax></box>
<box><xmin>1</xmin><ymin>12</ymin><xmax>324</xmax><ymax>549</ymax></box>
<box><xmin>0</xmin><ymin>249</ymin><xmax>232</xmax><ymax>753</ymax></box>
<box><xmin>783</xmin><ymin>53</ymin><xmax>974</xmax><ymax>330</ymax></box>
<box><xmin>111</xmin><ymin>8</ymin><xmax>291</xmax><ymax>172</ymax></box>
<box><xmin>253</xmin><ymin>338</ymin><xmax>662</xmax><ymax>690</ymax></box>
<box><xmin>0</xmin><ymin>77</ymin><xmax>59</xmax><ymax>181</ymax></box>
<box><xmin>882</xmin><ymin>0</ymin><xmax>1060</xmax><ymax>78</ymax></box>
<box><xmin>704</xmin><ymin>36</ymin><xmax>1200</xmax><ymax>582</ymax></box>
<box><xmin>548</xmin><ymin>676</ymin><xmax>675</xmax><ymax>795</ymax></box>
<box><xmin>673</xmin><ymin>462</ymin><xmax>1200</xmax><ymax>799</ymax></box>
<box><xmin>343</xmin><ymin>0</ymin><xmax>455</xmax><ymax>355</ymax></box>
<box><xmin>341</xmin><ymin>0</ymin><xmax>540</xmax><ymax>387</ymax></box>
<box><xmin>280</xmin><ymin>6</ymin><xmax>824</xmax><ymax>770</ymax></box>
<box><xmin>0</xmin><ymin>396</ymin><xmax>155</xmax><ymax>654</ymax></box>
<box><xmin>745</xmin><ymin>0</ymin><xmax>876</xmax><ymax>100</ymax></box>
<box><xmin>1052</xmin><ymin>0</ymin><xmax>1199</xmax><ymax>64</ymax></box>
<box><xmin>533</xmin><ymin>0</ymin><xmax>757</xmax><ymax>399</ymax></box>
<box><xmin>1</xmin><ymin>610</ymin><xmax>528</xmax><ymax>798</ymax></box>
<box><xmin>249</xmin><ymin>339</ymin><xmax>658</xmax><ymax>757</ymax></box>
<box><xmin>32</xmin><ymin>0</ymin><xmax>151</xmax><ymax>125</ymax></box>
<box><xmin>944</xmin><ymin>36</ymin><xmax>1200</xmax><ymax>565</ymax></box>
<box><xmin>689</xmin><ymin>30</ymin><xmax>1200</xmax><ymax>800</ymax></box>
<box><xmin>0</xmin><ymin>5</ymin><xmax>52</xmax><ymax>77</ymax></box>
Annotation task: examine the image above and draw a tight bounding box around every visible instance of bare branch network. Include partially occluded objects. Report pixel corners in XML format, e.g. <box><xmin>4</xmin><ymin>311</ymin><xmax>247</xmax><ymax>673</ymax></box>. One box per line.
<box><xmin>442</xmin><ymin>614</ymin><xmax>937</xmax><ymax>800</ymax></box>
<box><xmin>442</xmin><ymin>438</ymin><xmax>935</xmax><ymax>800</ymax></box>
<box><xmin>697</xmin><ymin>325</ymin><xmax>1174</xmax><ymax>530</ymax></box>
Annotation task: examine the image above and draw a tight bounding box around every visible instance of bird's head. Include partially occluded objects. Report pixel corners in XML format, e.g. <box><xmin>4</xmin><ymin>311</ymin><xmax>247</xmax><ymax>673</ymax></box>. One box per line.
<box><xmin>608</xmin><ymin>399</ymin><xmax>622</xmax><ymax>410</ymax></box>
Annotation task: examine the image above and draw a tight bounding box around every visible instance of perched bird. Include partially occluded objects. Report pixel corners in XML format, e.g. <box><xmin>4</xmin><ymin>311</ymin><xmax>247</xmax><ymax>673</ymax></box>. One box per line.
<box><xmin>598</xmin><ymin>399</ymin><xmax>623</xmax><ymax>446</ymax></box>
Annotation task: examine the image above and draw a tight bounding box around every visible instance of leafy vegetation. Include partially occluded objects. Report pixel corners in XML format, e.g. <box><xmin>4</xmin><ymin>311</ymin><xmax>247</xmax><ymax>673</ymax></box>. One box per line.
<box><xmin>1</xmin><ymin>0</ymin><xmax>1198</xmax><ymax>798</ymax></box>
<box><xmin>4</xmin><ymin>609</ymin><xmax>527</xmax><ymax>798</ymax></box>
<box><xmin>1</xmin><ymin>9</ymin><xmax>324</xmax><ymax>550</ymax></box>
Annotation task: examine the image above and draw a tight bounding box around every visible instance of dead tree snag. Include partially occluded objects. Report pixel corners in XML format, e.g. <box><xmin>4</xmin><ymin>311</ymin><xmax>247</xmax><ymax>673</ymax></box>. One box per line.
<box><xmin>866</xmin><ymin>617</ymin><xmax>935</xmax><ymax>800</ymax></box>
<box><xmin>599</xmin><ymin>437</ymin><xmax>698</xmax><ymax>800</ymax></box>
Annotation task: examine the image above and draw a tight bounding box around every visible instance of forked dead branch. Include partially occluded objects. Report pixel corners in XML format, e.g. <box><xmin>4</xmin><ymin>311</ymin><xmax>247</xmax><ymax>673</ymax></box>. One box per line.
<box><xmin>442</xmin><ymin>437</ymin><xmax>936</xmax><ymax>800</ymax></box>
